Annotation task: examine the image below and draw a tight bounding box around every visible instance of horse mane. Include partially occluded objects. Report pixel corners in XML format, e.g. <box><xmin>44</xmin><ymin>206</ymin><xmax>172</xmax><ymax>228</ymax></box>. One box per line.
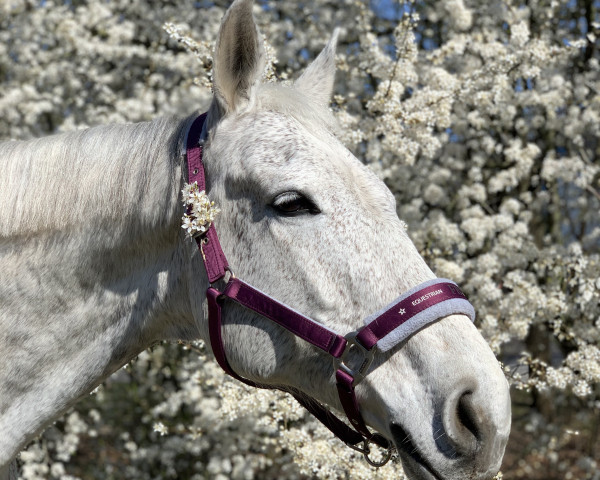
<box><xmin>0</xmin><ymin>116</ymin><xmax>188</xmax><ymax>239</ymax></box>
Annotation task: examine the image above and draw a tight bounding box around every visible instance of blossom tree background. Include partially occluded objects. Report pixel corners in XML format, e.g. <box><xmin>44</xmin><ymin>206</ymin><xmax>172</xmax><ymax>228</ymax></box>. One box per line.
<box><xmin>1</xmin><ymin>0</ymin><xmax>599</xmax><ymax>478</ymax></box>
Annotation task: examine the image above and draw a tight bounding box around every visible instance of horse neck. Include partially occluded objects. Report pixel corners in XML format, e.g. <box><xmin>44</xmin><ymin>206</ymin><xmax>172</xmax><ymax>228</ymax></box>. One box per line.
<box><xmin>0</xmin><ymin>116</ymin><xmax>202</xmax><ymax>464</ymax></box>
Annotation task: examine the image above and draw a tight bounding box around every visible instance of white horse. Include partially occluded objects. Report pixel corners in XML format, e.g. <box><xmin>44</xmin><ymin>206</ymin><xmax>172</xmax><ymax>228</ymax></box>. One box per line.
<box><xmin>0</xmin><ymin>0</ymin><xmax>511</xmax><ymax>478</ymax></box>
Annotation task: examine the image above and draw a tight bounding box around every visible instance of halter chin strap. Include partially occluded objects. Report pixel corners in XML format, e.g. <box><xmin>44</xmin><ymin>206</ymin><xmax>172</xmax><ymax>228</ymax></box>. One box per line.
<box><xmin>185</xmin><ymin>113</ymin><xmax>476</xmax><ymax>465</ymax></box>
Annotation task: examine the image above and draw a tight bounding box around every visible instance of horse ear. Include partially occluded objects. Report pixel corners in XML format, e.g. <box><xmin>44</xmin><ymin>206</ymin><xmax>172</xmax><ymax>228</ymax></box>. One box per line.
<box><xmin>294</xmin><ymin>28</ymin><xmax>340</xmax><ymax>106</ymax></box>
<box><xmin>211</xmin><ymin>0</ymin><xmax>265</xmax><ymax>116</ymax></box>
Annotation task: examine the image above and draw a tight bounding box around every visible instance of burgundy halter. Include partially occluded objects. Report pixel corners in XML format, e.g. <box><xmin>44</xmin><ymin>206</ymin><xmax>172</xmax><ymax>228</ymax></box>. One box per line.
<box><xmin>185</xmin><ymin>113</ymin><xmax>476</xmax><ymax>466</ymax></box>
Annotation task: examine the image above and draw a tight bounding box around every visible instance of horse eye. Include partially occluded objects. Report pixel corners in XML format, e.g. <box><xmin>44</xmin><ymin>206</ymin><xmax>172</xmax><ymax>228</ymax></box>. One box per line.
<box><xmin>272</xmin><ymin>192</ymin><xmax>320</xmax><ymax>216</ymax></box>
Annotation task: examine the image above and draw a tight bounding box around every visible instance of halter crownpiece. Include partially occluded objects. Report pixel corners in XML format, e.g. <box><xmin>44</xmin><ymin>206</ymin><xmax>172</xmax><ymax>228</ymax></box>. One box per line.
<box><xmin>184</xmin><ymin>113</ymin><xmax>476</xmax><ymax>466</ymax></box>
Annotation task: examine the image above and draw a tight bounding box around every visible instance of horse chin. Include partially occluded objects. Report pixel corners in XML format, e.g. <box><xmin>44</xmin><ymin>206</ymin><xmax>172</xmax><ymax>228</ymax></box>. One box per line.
<box><xmin>390</xmin><ymin>423</ymin><xmax>445</xmax><ymax>480</ymax></box>
<box><xmin>389</xmin><ymin>416</ymin><xmax>507</xmax><ymax>480</ymax></box>
<box><xmin>398</xmin><ymin>455</ymin><xmax>443</xmax><ymax>480</ymax></box>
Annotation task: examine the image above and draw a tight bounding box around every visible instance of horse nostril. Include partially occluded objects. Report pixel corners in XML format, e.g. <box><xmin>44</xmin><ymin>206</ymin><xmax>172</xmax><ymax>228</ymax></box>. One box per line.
<box><xmin>457</xmin><ymin>392</ymin><xmax>481</xmax><ymax>439</ymax></box>
<box><xmin>442</xmin><ymin>389</ymin><xmax>482</xmax><ymax>457</ymax></box>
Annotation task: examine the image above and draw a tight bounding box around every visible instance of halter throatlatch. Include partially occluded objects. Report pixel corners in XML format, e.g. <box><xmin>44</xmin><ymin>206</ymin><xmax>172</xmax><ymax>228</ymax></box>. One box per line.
<box><xmin>185</xmin><ymin>113</ymin><xmax>476</xmax><ymax>466</ymax></box>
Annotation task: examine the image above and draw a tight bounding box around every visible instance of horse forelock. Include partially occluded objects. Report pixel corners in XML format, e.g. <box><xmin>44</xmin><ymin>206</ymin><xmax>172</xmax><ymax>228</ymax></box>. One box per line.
<box><xmin>255</xmin><ymin>83</ymin><xmax>339</xmax><ymax>134</ymax></box>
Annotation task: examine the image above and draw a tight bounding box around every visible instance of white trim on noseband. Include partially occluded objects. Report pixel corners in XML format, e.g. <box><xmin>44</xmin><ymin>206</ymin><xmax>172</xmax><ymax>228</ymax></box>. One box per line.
<box><xmin>362</xmin><ymin>278</ymin><xmax>476</xmax><ymax>352</ymax></box>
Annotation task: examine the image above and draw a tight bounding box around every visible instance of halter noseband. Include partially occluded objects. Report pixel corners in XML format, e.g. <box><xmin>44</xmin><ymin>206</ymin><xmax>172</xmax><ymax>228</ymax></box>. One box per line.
<box><xmin>185</xmin><ymin>113</ymin><xmax>475</xmax><ymax>466</ymax></box>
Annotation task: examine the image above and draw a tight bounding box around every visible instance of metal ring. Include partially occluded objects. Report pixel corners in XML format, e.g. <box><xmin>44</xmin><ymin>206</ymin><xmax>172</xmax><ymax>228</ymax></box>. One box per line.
<box><xmin>224</xmin><ymin>267</ymin><xmax>236</xmax><ymax>282</ymax></box>
<box><xmin>346</xmin><ymin>440</ymin><xmax>394</xmax><ymax>468</ymax></box>
<box><xmin>208</xmin><ymin>266</ymin><xmax>236</xmax><ymax>290</ymax></box>
<box><xmin>364</xmin><ymin>444</ymin><xmax>393</xmax><ymax>468</ymax></box>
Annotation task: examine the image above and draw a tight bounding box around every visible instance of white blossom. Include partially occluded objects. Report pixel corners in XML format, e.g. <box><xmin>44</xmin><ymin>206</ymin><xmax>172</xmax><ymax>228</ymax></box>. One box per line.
<box><xmin>181</xmin><ymin>182</ymin><xmax>221</xmax><ymax>238</ymax></box>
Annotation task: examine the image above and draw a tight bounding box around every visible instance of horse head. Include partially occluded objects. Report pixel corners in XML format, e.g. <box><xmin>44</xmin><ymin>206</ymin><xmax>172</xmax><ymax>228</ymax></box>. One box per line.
<box><xmin>187</xmin><ymin>1</ymin><xmax>511</xmax><ymax>478</ymax></box>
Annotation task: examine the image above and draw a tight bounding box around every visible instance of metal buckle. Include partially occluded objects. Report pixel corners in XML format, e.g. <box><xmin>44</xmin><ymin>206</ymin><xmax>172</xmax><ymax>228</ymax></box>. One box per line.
<box><xmin>347</xmin><ymin>439</ymin><xmax>394</xmax><ymax>467</ymax></box>
<box><xmin>334</xmin><ymin>333</ymin><xmax>375</xmax><ymax>386</ymax></box>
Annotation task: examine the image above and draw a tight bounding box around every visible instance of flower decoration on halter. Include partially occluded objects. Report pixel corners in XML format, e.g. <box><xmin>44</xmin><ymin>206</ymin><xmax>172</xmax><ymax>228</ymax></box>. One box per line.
<box><xmin>181</xmin><ymin>181</ymin><xmax>221</xmax><ymax>238</ymax></box>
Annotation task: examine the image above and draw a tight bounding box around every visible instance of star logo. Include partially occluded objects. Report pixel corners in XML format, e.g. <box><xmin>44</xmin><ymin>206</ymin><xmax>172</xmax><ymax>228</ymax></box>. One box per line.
<box><xmin>399</xmin><ymin>308</ymin><xmax>406</xmax><ymax>315</ymax></box>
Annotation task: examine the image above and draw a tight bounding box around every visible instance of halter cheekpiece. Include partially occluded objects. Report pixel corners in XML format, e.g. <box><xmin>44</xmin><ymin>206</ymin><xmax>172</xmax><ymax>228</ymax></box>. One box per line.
<box><xmin>185</xmin><ymin>113</ymin><xmax>476</xmax><ymax>466</ymax></box>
